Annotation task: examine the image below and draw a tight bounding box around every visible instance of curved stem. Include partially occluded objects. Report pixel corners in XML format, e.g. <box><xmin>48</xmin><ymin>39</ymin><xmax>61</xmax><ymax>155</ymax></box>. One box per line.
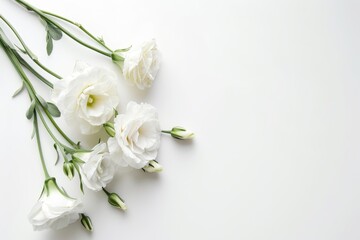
<box><xmin>42</xmin><ymin>10</ymin><xmax>113</xmax><ymax>52</ymax></box>
<box><xmin>0</xmin><ymin>15</ymin><xmax>62</xmax><ymax>79</ymax></box>
<box><xmin>33</xmin><ymin>112</ymin><xmax>50</xmax><ymax>179</ymax></box>
<box><xmin>102</xmin><ymin>187</ymin><xmax>110</xmax><ymax>196</ymax></box>
<box><xmin>15</xmin><ymin>0</ymin><xmax>112</xmax><ymax>57</ymax></box>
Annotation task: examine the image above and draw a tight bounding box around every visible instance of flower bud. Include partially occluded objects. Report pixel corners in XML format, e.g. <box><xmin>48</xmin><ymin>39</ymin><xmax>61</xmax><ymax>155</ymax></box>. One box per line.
<box><xmin>103</xmin><ymin>122</ymin><xmax>115</xmax><ymax>137</ymax></box>
<box><xmin>80</xmin><ymin>214</ymin><xmax>93</xmax><ymax>232</ymax></box>
<box><xmin>143</xmin><ymin>160</ymin><xmax>163</xmax><ymax>173</ymax></box>
<box><xmin>108</xmin><ymin>192</ymin><xmax>127</xmax><ymax>210</ymax></box>
<box><xmin>63</xmin><ymin>161</ymin><xmax>75</xmax><ymax>180</ymax></box>
<box><xmin>169</xmin><ymin>127</ymin><xmax>194</xmax><ymax>140</ymax></box>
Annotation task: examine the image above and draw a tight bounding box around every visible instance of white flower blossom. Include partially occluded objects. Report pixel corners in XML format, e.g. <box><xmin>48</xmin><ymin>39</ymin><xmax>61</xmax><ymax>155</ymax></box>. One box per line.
<box><xmin>75</xmin><ymin>143</ymin><xmax>117</xmax><ymax>191</ymax></box>
<box><xmin>107</xmin><ymin>101</ymin><xmax>161</xmax><ymax>169</ymax></box>
<box><xmin>52</xmin><ymin>61</ymin><xmax>120</xmax><ymax>134</ymax></box>
<box><xmin>28</xmin><ymin>178</ymin><xmax>83</xmax><ymax>231</ymax></box>
<box><xmin>122</xmin><ymin>39</ymin><xmax>160</xmax><ymax>90</ymax></box>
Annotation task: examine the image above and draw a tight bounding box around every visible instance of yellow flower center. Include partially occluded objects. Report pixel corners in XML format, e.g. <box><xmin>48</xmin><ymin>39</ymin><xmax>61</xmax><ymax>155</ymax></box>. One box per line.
<box><xmin>87</xmin><ymin>95</ymin><xmax>95</xmax><ymax>107</ymax></box>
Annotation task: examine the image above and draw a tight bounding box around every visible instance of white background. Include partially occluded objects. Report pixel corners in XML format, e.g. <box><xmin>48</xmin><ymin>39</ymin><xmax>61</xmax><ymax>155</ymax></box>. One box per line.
<box><xmin>0</xmin><ymin>0</ymin><xmax>360</xmax><ymax>239</ymax></box>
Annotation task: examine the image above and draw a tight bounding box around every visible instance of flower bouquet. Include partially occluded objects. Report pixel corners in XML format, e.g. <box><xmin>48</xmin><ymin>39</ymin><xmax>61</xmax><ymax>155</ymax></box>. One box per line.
<box><xmin>0</xmin><ymin>0</ymin><xmax>194</xmax><ymax>231</ymax></box>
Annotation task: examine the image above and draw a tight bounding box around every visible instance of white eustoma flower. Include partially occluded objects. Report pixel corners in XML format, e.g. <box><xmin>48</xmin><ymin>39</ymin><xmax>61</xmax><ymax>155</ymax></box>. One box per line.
<box><xmin>107</xmin><ymin>101</ymin><xmax>161</xmax><ymax>169</ymax></box>
<box><xmin>122</xmin><ymin>39</ymin><xmax>160</xmax><ymax>90</ymax></box>
<box><xmin>52</xmin><ymin>62</ymin><xmax>120</xmax><ymax>134</ymax></box>
<box><xmin>28</xmin><ymin>178</ymin><xmax>83</xmax><ymax>231</ymax></box>
<box><xmin>74</xmin><ymin>143</ymin><xmax>118</xmax><ymax>191</ymax></box>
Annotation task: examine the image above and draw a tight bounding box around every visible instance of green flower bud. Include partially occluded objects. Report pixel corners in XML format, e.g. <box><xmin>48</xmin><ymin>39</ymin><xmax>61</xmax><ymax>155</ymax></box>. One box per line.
<box><xmin>169</xmin><ymin>126</ymin><xmax>194</xmax><ymax>140</ymax></box>
<box><xmin>80</xmin><ymin>214</ymin><xmax>93</xmax><ymax>232</ymax></box>
<box><xmin>143</xmin><ymin>160</ymin><xmax>163</xmax><ymax>173</ymax></box>
<box><xmin>108</xmin><ymin>192</ymin><xmax>127</xmax><ymax>210</ymax></box>
<box><xmin>63</xmin><ymin>161</ymin><xmax>75</xmax><ymax>180</ymax></box>
<box><xmin>103</xmin><ymin>122</ymin><xmax>115</xmax><ymax>137</ymax></box>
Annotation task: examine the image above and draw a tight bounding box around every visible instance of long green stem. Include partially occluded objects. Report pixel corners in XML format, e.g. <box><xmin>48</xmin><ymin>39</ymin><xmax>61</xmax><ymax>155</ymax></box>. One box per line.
<box><xmin>12</xmin><ymin>49</ymin><xmax>54</xmax><ymax>88</ymax></box>
<box><xmin>0</xmin><ymin>37</ymin><xmax>51</xmax><ymax>179</ymax></box>
<box><xmin>34</xmin><ymin>112</ymin><xmax>50</xmax><ymax>179</ymax></box>
<box><xmin>43</xmin><ymin>108</ymin><xmax>78</xmax><ymax>148</ymax></box>
<box><xmin>15</xmin><ymin>0</ymin><xmax>112</xmax><ymax>57</ymax></box>
<box><xmin>0</xmin><ymin>33</ymin><xmax>80</xmax><ymax>152</ymax></box>
<box><xmin>36</xmin><ymin>107</ymin><xmax>74</xmax><ymax>154</ymax></box>
<box><xmin>42</xmin><ymin>10</ymin><xmax>113</xmax><ymax>52</ymax></box>
<box><xmin>0</xmin><ymin>15</ymin><xmax>62</xmax><ymax>79</ymax></box>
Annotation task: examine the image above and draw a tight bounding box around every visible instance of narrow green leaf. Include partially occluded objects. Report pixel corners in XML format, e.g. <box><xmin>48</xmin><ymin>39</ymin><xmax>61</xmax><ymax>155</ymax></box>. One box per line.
<box><xmin>46</xmin><ymin>32</ymin><xmax>53</xmax><ymax>55</ymax></box>
<box><xmin>98</xmin><ymin>36</ymin><xmax>105</xmax><ymax>44</ymax></box>
<box><xmin>12</xmin><ymin>83</ymin><xmax>25</xmax><ymax>98</ymax></box>
<box><xmin>47</xmin><ymin>102</ymin><xmax>61</xmax><ymax>117</ymax></box>
<box><xmin>53</xmin><ymin>144</ymin><xmax>60</xmax><ymax>165</ymax></box>
<box><xmin>114</xmin><ymin>45</ymin><xmax>132</xmax><ymax>53</ymax></box>
<box><xmin>74</xmin><ymin>164</ymin><xmax>84</xmax><ymax>194</ymax></box>
<box><xmin>114</xmin><ymin>108</ymin><xmax>119</xmax><ymax>117</ymax></box>
<box><xmin>26</xmin><ymin>100</ymin><xmax>36</xmax><ymax>119</ymax></box>
<box><xmin>47</xmin><ymin>23</ymin><xmax>62</xmax><ymax>40</ymax></box>
<box><xmin>31</xmin><ymin>119</ymin><xmax>36</xmax><ymax>139</ymax></box>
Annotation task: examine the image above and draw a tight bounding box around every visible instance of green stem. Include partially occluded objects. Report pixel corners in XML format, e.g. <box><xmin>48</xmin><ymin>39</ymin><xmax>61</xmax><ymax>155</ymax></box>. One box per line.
<box><xmin>36</xmin><ymin>107</ymin><xmax>62</xmax><ymax>146</ymax></box>
<box><xmin>36</xmin><ymin>108</ymin><xmax>76</xmax><ymax>154</ymax></box>
<box><xmin>34</xmin><ymin>59</ymin><xmax>62</xmax><ymax>79</ymax></box>
<box><xmin>161</xmin><ymin>130</ymin><xmax>171</xmax><ymax>134</ymax></box>
<box><xmin>102</xmin><ymin>187</ymin><xmax>110</xmax><ymax>196</ymax></box>
<box><xmin>42</xmin><ymin>10</ymin><xmax>113</xmax><ymax>52</ymax></box>
<box><xmin>0</xmin><ymin>15</ymin><xmax>62</xmax><ymax>79</ymax></box>
<box><xmin>12</xmin><ymin>49</ymin><xmax>54</xmax><ymax>88</ymax></box>
<box><xmin>33</xmin><ymin>112</ymin><xmax>50</xmax><ymax>179</ymax></box>
<box><xmin>43</xmin><ymin>108</ymin><xmax>78</xmax><ymax>148</ymax></box>
<box><xmin>15</xmin><ymin>0</ymin><xmax>112</xmax><ymax>57</ymax></box>
<box><xmin>0</xmin><ymin>35</ymin><xmax>79</xmax><ymax>152</ymax></box>
<box><xmin>1</xmin><ymin>30</ymin><xmax>51</xmax><ymax>179</ymax></box>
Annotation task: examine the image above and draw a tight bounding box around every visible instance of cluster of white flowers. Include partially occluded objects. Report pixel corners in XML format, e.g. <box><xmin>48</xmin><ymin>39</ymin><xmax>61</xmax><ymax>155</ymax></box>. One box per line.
<box><xmin>27</xmin><ymin>40</ymin><xmax>194</xmax><ymax>231</ymax></box>
<box><xmin>1</xmin><ymin>1</ymin><xmax>195</xmax><ymax>232</ymax></box>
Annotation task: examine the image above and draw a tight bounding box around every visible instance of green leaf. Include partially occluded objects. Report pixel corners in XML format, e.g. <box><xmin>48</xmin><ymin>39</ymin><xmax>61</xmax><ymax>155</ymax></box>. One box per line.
<box><xmin>53</xmin><ymin>144</ymin><xmax>60</xmax><ymax>165</ymax></box>
<box><xmin>12</xmin><ymin>83</ymin><xmax>25</xmax><ymax>98</ymax></box>
<box><xmin>47</xmin><ymin>22</ymin><xmax>62</xmax><ymax>40</ymax></box>
<box><xmin>47</xmin><ymin>102</ymin><xmax>61</xmax><ymax>117</ymax></box>
<box><xmin>31</xmin><ymin>120</ymin><xmax>36</xmax><ymax>139</ymax></box>
<box><xmin>36</xmin><ymin>94</ymin><xmax>48</xmax><ymax>109</ymax></box>
<box><xmin>98</xmin><ymin>36</ymin><xmax>105</xmax><ymax>44</ymax></box>
<box><xmin>74</xmin><ymin>163</ymin><xmax>84</xmax><ymax>194</ymax></box>
<box><xmin>114</xmin><ymin>45</ymin><xmax>132</xmax><ymax>53</ymax></box>
<box><xmin>26</xmin><ymin>100</ymin><xmax>36</xmax><ymax>119</ymax></box>
<box><xmin>46</xmin><ymin>32</ymin><xmax>53</xmax><ymax>55</ymax></box>
<box><xmin>114</xmin><ymin>108</ymin><xmax>119</xmax><ymax>117</ymax></box>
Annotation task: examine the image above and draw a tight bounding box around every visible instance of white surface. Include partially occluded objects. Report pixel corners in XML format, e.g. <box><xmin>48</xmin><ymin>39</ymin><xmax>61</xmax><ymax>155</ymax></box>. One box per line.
<box><xmin>1</xmin><ymin>0</ymin><xmax>360</xmax><ymax>239</ymax></box>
